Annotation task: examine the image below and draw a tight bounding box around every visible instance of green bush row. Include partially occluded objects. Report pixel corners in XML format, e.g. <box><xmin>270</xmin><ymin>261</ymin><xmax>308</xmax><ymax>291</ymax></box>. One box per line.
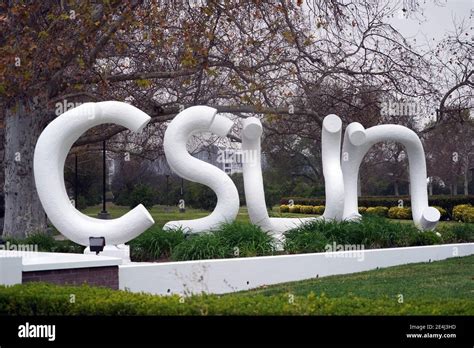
<box><xmin>281</xmin><ymin>204</ymin><xmax>452</xmax><ymax>220</ymax></box>
<box><xmin>130</xmin><ymin>222</ymin><xmax>276</xmax><ymax>262</ymax></box>
<box><xmin>280</xmin><ymin>204</ymin><xmax>324</xmax><ymax>214</ymax></box>
<box><xmin>1</xmin><ymin>282</ymin><xmax>472</xmax><ymax>315</ymax></box>
<box><xmin>283</xmin><ymin>215</ymin><xmax>474</xmax><ymax>254</ymax></box>
<box><xmin>280</xmin><ymin>195</ymin><xmax>474</xmax><ymax>217</ymax></box>
<box><xmin>5</xmin><ymin>218</ymin><xmax>473</xmax><ymax>263</ymax></box>
<box><xmin>132</xmin><ymin>218</ymin><xmax>474</xmax><ymax>261</ymax></box>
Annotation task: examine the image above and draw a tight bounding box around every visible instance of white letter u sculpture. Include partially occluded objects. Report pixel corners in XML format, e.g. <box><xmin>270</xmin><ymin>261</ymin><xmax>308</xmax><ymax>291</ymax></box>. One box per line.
<box><xmin>242</xmin><ymin>114</ymin><xmax>345</xmax><ymax>240</ymax></box>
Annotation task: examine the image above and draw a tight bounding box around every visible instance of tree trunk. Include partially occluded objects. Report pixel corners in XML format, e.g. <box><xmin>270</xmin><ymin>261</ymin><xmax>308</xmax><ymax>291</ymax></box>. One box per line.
<box><xmin>3</xmin><ymin>99</ymin><xmax>47</xmax><ymax>238</ymax></box>
<box><xmin>464</xmin><ymin>162</ymin><xmax>469</xmax><ymax>196</ymax></box>
<box><xmin>357</xmin><ymin>174</ymin><xmax>361</xmax><ymax>197</ymax></box>
<box><xmin>452</xmin><ymin>179</ymin><xmax>458</xmax><ymax>195</ymax></box>
<box><xmin>394</xmin><ymin>181</ymin><xmax>400</xmax><ymax>196</ymax></box>
<box><xmin>0</xmin><ymin>123</ymin><xmax>4</xmax><ymax>234</ymax></box>
<box><xmin>428</xmin><ymin>182</ymin><xmax>433</xmax><ymax>196</ymax></box>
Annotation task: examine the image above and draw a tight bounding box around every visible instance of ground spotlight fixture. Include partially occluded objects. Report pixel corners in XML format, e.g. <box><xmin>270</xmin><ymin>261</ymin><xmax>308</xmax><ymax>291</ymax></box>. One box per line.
<box><xmin>89</xmin><ymin>237</ymin><xmax>106</xmax><ymax>255</ymax></box>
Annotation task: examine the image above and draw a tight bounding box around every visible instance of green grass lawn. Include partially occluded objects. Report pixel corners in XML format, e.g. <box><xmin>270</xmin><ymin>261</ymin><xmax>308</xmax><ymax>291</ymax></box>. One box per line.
<box><xmin>1</xmin><ymin>255</ymin><xmax>473</xmax><ymax>315</ymax></box>
<box><xmin>238</xmin><ymin>254</ymin><xmax>474</xmax><ymax>301</ymax></box>
<box><xmin>82</xmin><ymin>204</ymin><xmax>252</xmax><ymax>227</ymax></box>
<box><xmin>82</xmin><ymin>203</ymin><xmax>464</xmax><ymax>229</ymax></box>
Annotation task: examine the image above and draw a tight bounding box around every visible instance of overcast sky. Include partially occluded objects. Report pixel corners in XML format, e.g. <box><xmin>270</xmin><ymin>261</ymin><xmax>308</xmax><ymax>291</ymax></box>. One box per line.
<box><xmin>389</xmin><ymin>0</ymin><xmax>473</xmax><ymax>50</ymax></box>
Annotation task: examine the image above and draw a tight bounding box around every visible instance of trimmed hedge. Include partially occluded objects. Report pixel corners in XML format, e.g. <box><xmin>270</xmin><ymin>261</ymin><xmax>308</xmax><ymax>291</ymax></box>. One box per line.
<box><xmin>366</xmin><ymin>206</ymin><xmax>389</xmax><ymax>217</ymax></box>
<box><xmin>312</xmin><ymin>205</ymin><xmax>325</xmax><ymax>215</ymax></box>
<box><xmin>280</xmin><ymin>195</ymin><xmax>474</xmax><ymax>217</ymax></box>
<box><xmin>288</xmin><ymin>205</ymin><xmax>301</xmax><ymax>214</ymax></box>
<box><xmin>300</xmin><ymin>205</ymin><xmax>314</xmax><ymax>214</ymax></box>
<box><xmin>388</xmin><ymin>207</ymin><xmax>412</xmax><ymax>219</ymax></box>
<box><xmin>280</xmin><ymin>204</ymin><xmax>453</xmax><ymax>221</ymax></box>
<box><xmin>453</xmin><ymin>204</ymin><xmax>474</xmax><ymax>223</ymax></box>
<box><xmin>0</xmin><ymin>282</ymin><xmax>472</xmax><ymax>315</ymax></box>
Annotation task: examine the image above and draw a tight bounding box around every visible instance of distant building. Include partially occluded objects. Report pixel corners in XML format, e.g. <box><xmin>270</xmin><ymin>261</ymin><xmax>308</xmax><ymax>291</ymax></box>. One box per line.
<box><xmin>193</xmin><ymin>144</ymin><xmax>244</xmax><ymax>175</ymax></box>
<box><xmin>113</xmin><ymin>143</ymin><xmax>265</xmax><ymax>179</ymax></box>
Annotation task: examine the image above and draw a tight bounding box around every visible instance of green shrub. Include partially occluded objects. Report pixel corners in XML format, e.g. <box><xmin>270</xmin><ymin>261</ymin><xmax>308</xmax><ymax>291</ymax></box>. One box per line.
<box><xmin>358</xmin><ymin>207</ymin><xmax>367</xmax><ymax>214</ymax></box>
<box><xmin>129</xmin><ymin>227</ymin><xmax>185</xmax><ymax>261</ymax></box>
<box><xmin>388</xmin><ymin>207</ymin><xmax>412</xmax><ymax>219</ymax></box>
<box><xmin>23</xmin><ymin>232</ymin><xmax>57</xmax><ymax>251</ymax></box>
<box><xmin>312</xmin><ymin>205</ymin><xmax>325</xmax><ymax>215</ymax></box>
<box><xmin>365</xmin><ymin>206</ymin><xmax>389</xmax><ymax>217</ymax></box>
<box><xmin>288</xmin><ymin>205</ymin><xmax>301</xmax><ymax>214</ymax></box>
<box><xmin>434</xmin><ymin>223</ymin><xmax>474</xmax><ymax>243</ymax></box>
<box><xmin>460</xmin><ymin>207</ymin><xmax>474</xmax><ymax>223</ymax></box>
<box><xmin>300</xmin><ymin>205</ymin><xmax>314</xmax><ymax>214</ymax></box>
<box><xmin>283</xmin><ymin>216</ymin><xmax>433</xmax><ymax>253</ymax></box>
<box><xmin>452</xmin><ymin>204</ymin><xmax>471</xmax><ymax>221</ymax></box>
<box><xmin>171</xmin><ymin>233</ymin><xmax>228</xmax><ymax>261</ymax></box>
<box><xmin>214</xmin><ymin>222</ymin><xmax>275</xmax><ymax>257</ymax></box>
<box><xmin>170</xmin><ymin>222</ymin><xmax>276</xmax><ymax>261</ymax></box>
<box><xmin>413</xmin><ymin>231</ymin><xmax>443</xmax><ymax>246</ymax></box>
<box><xmin>447</xmin><ymin>223</ymin><xmax>474</xmax><ymax>242</ymax></box>
<box><xmin>452</xmin><ymin>204</ymin><xmax>474</xmax><ymax>222</ymax></box>
<box><xmin>1</xmin><ymin>282</ymin><xmax>472</xmax><ymax>315</ymax></box>
<box><xmin>279</xmin><ymin>204</ymin><xmax>290</xmax><ymax>213</ymax></box>
<box><xmin>50</xmin><ymin>240</ymin><xmax>84</xmax><ymax>253</ymax></box>
<box><xmin>128</xmin><ymin>184</ymin><xmax>155</xmax><ymax>209</ymax></box>
<box><xmin>387</xmin><ymin>207</ymin><xmax>398</xmax><ymax>219</ymax></box>
<box><xmin>284</xmin><ymin>223</ymin><xmax>330</xmax><ymax>254</ymax></box>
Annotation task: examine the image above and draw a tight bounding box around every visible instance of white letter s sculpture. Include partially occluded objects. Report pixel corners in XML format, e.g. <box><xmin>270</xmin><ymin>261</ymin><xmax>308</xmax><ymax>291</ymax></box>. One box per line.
<box><xmin>162</xmin><ymin>106</ymin><xmax>240</xmax><ymax>233</ymax></box>
<box><xmin>33</xmin><ymin>101</ymin><xmax>155</xmax><ymax>246</ymax></box>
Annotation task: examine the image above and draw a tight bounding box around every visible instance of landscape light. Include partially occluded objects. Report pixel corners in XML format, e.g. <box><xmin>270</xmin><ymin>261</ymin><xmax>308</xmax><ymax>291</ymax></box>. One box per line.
<box><xmin>89</xmin><ymin>237</ymin><xmax>106</xmax><ymax>255</ymax></box>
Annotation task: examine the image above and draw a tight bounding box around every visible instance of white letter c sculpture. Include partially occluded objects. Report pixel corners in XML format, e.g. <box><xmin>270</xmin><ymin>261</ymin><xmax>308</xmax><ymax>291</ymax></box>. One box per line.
<box><xmin>33</xmin><ymin>101</ymin><xmax>155</xmax><ymax>246</ymax></box>
<box><xmin>163</xmin><ymin>106</ymin><xmax>240</xmax><ymax>233</ymax></box>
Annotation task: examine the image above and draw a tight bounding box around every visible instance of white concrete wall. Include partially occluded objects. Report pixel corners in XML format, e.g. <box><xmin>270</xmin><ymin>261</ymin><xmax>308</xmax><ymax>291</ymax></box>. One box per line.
<box><xmin>21</xmin><ymin>251</ymin><xmax>122</xmax><ymax>272</ymax></box>
<box><xmin>0</xmin><ymin>255</ymin><xmax>22</xmax><ymax>286</ymax></box>
<box><xmin>119</xmin><ymin>243</ymin><xmax>474</xmax><ymax>295</ymax></box>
